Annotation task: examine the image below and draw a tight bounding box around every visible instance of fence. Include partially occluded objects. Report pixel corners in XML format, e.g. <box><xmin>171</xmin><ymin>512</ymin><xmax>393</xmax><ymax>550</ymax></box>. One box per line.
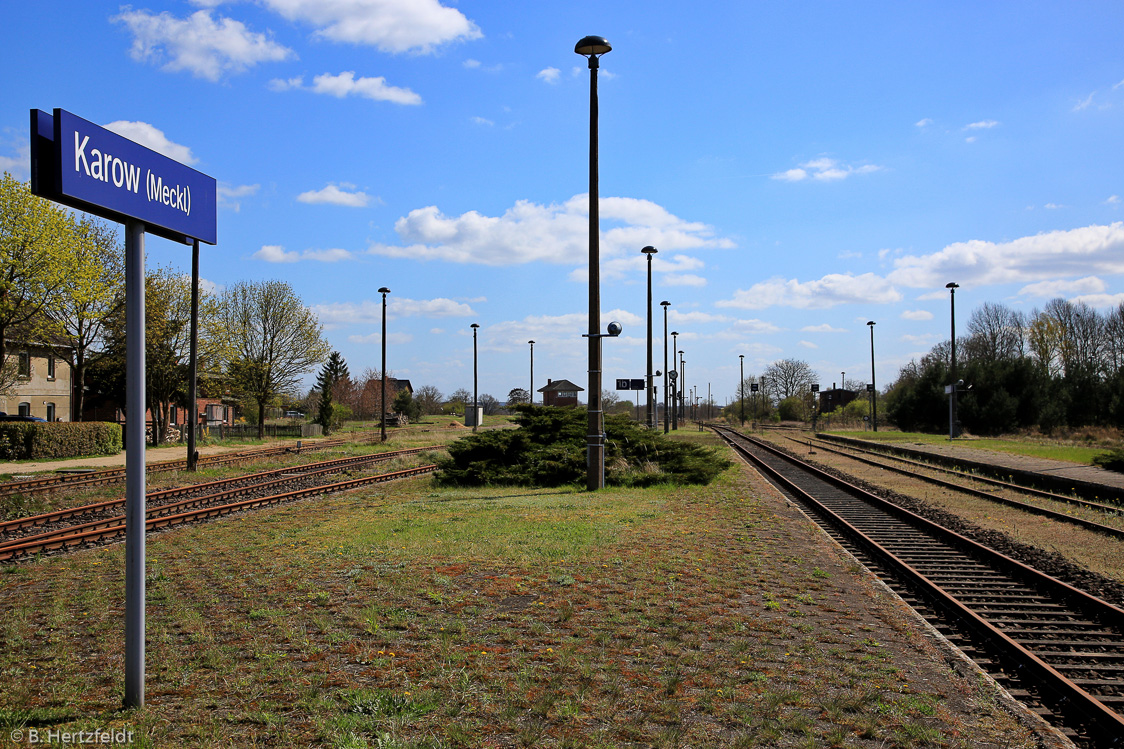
<box><xmin>190</xmin><ymin>423</ymin><xmax>323</xmax><ymax>441</ymax></box>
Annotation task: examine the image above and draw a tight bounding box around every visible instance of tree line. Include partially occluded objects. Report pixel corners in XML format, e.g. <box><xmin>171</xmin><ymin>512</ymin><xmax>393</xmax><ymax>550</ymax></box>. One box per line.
<box><xmin>884</xmin><ymin>299</ymin><xmax>1124</xmax><ymax>435</ymax></box>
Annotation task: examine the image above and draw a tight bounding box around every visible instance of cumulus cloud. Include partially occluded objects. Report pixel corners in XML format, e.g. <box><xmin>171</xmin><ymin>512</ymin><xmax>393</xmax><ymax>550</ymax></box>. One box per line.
<box><xmin>311</xmin><ymin>297</ymin><xmax>477</xmax><ymax>326</ymax></box>
<box><xmin>271</xmin><ymin>71</ymin><xmax>422</xmax><ymax>105</ymax></box>
<box><xmin>471</xmin><ymin>116</ymin><xmax>494</xmax><ymax>126</ymax></box>
<box><xmin>217</xmin><ymin>182</ymin><xmax>260</xmax><ymax>211</ymax></box>
<box><xmin>297</xmin><ymin>183</ymin><xmax>371</xmax><ymax>207</ymax></box>
<box><xmin>801</xmin><ymin>324</ymin><xmax>846</xmax><ymax>333</ymax></box>
<box><xmin>798</xmin><ymin>340</ymin><xmax>818</xmax><ymax>349</ymax></box>
<box><xmin>256</xmin><ymin>0</ymin><xmax>481</xmax><ymax>53</ymax></box>
<box><xmin>347</xmin><ymin>331</ymin><xmax>413</xmax><ymax>345</ymax></box>
<box><xmin>103</xmin><ymin>121</ymin><xmax>197</xmax><ymax>164</ymax></box>
<box><xmin>900</xmin><ymin>310</ymin><xmax>933</xmax><ymax>321</ymax></box>
<box><xmin>664</xmin><ymin>274</ymin><xmax>707</xmax><ymax>287</ymax></box>
<box><xmin>716</xmin><ymin>273</ymin><xmax>902</xmax><ymax>310</ymax></box>
<box><xmin>965</xmin><ymin>120</ymin><xmax>1000</xmax><ymax>130</ymax></box>
<box><xmin>771</xmin><ymin>157</ymin><xmax>883</xmax><ymax>182</ymax></box>
<box><xmin>368</xmin><ymin>194</ymin><xmax>734</xmax><ymax>267</ymax></box>
<box><xmin>537</xmin><ymin>67</ymin><xmax>561</xmax><ymax>84</ymax></box>
<box><xmin>253</xmin><ymin>245</ymin><xmax>353</xmax><ymax>263</ymax></box>
<box><xmin>114</xmin><ymin>9</ymin><xmax>293</xmax><ymax>80</ymax></box>
<box><xmin>888</xmin><ymin>223</ymin><xmax>1124</xmax><ymax>288</ymax></box>
<box><xmin>1017</xmin><ymin>276</ymin><xmax>1107</xmax><ymax>299</ymax></box>
<box><xmin>915</xmin><ymin>118</ymin><xmax>933</xmax><ymax>127</ymax></box>
<box><xmin>0</xmin><ymin>144</ymin><xmax>30</xmax><ymax>178</ymax></box>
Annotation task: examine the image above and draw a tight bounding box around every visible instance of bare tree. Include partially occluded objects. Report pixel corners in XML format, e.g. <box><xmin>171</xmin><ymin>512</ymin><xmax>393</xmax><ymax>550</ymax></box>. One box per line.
<box><xmin>763</xmin><ymin>358</ymin><xmax>816</xmax><ymax>399</ymax></box>
<box><xmin>213</xmin><ymin>280</ymin><xmax>330</xmax><ymax>438</ymax></box>
<box><xmin>964</xmin><ymin>302</ymin><xmax>1026</xmax><ymax>363</ymax></box>
<box><xmin>414</xmin><ymin>384</ymin><xmax>443</xmax><ymax>415</ymax></box>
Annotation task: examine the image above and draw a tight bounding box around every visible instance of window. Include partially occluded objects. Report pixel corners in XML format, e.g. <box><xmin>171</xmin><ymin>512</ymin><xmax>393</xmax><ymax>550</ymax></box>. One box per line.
<box><xmin>46</xmin><ymin>403</ymin><xmax>55</xmax><ymax>422</ymax></box>
<box><xmin>47</xmin><ymin>356</ymin><xmax>55</xmax><ymax>380</ymax></box>
<box><xmin>17</xmin><ymin>352</ymin><xmax>30</xmax><ymax>378</ymax></box>
<box><xmin>18</xmin><ymin>402</ymin><xmax>30</xmax><ymax>417</ymax></box>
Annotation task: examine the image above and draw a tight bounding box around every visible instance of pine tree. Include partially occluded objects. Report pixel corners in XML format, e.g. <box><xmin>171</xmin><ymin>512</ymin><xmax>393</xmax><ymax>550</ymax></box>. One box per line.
<box><xmin>315</xmin><ymin>351</ymin><xmax>349</xmax><ymax>434</ymax></box>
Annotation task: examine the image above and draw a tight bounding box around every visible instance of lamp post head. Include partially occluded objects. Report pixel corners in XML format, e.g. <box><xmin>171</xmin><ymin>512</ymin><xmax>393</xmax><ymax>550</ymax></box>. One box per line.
<box><xmin>607</xmin><ymin>321</ymin><xmax>623</xmax><ymax>337</ymax></box>
<box><xmin>641</xmin><ymin>245</ymin><xmax>658</xmax><ymax>256</ymax></box>
<box><xmin>378</xmin><ymin>287</ymin><xmax>390</xmax><ymax>294</ymax></box>
<box><xmin>471</xmin><ymin>323</ymin><xmax>479</xmax><ymax>329</ymax></box>
<box><xmin>867</xmin><ymin>320</ymin><xmax>876</xmax><ymax>327</ymax></box>
<box><xmin>574</xmin><ymin>35</ymin><xmax>611</xmax><ymax>58</ymax></box>
<box><xmin>660</xmin><ymin>300</ymin><xmax>670</xmax><ymax>308</ymax></box>
<box><xmin>528</xmin><ymin>339</ymin><xmax>535</xmax><ymax>345</ymax></box>
<box><xmin>946</xmin><ymin>282</ymin><xmax>959</xmax><ymax>290</ymax></box>
<box><xmin>671</xmin><ymin>330</ymin><xmax>678</xmax><ymax>337</ymax></box>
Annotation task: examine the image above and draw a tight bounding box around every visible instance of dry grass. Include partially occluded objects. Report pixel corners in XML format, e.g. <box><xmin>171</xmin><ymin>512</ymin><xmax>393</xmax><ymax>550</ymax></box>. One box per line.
<box><xmin>0</xmin><ymin>432</ymin><xmax>1057</xmax><ymax>748</ymax></box>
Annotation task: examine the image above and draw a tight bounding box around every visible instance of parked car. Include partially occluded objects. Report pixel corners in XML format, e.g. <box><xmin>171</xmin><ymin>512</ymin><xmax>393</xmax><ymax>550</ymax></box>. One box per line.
<box><xmin>0</xmin><ymin>414</ymin><xmax>47</xmax><ymax>422</ymax></box>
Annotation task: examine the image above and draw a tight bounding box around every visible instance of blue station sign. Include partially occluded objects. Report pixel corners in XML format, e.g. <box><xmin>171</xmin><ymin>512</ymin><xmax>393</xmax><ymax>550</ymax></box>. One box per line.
<box><xmin>30</xmin><ymin>108</ymin><xmax>216</xmax><ymax>245</ymax></box>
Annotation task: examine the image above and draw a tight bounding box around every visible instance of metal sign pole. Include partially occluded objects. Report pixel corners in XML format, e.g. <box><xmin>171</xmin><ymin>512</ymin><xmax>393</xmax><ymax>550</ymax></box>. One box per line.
<box><xmin>124</xmin><ymin>219</ymin><xmax>146</xmax><ymax>708</ymax></box>
<box><xmin>187</xmin><ymin>240</ymin><xmax>199</xmax><ymax>470</ymax></box>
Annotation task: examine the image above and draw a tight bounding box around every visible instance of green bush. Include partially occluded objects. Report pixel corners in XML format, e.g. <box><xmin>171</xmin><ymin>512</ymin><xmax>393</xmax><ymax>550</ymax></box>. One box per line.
<box><xmin>0</xmin><ymin>422</ymin><xmax>122</xmax><ymax>460</ymax></box>
<box><xmin>436</xmin><ymin>405</ymin><xmax>731</xmax><ymax>488</ymax></box>
<box><xmin>1093</xmin><ymin>448</ymin><xmax>1124</xmax><ymax>473</ymax></box>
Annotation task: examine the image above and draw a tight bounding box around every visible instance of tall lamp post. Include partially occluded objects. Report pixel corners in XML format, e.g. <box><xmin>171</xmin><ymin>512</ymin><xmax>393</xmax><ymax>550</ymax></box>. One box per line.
<box><xmin>867</xmin><ymin>320</ymin><xmax>877</xmax><ymax>431</ymax></box>
<box><xmin>739</xmin><ymin>354</ymin><xmax>745</xmax><ymax>427</ymax></box>
<box><xmin>576</xmin><ymin>34</ymin><xmax>612</xmax><ymax>490</ymax></box>
<box><xmin>661</xmin><ymin>301</ymin><xmax>670</xmax><ymax>433</ymax></box>
<box><xmin>947</xmin><ymin>282</ymin><xmax>960</xmax><ymax>439</ymax></box>
<box><xmin>471</xmin><ymin>323</ymin><xmax>480</xmax><ymax>433</ymax></box>
<box><xmin>528</xmin><ymin>340</ymin><xmax>535</xmax><ymax>405</ymax></box>
<box><xmin>679</xmin><ymin>351</ymin><xmax>686</xmax><ymax>423</ymax></box>
<box><xmin>670</xmin><ymin>331</ymin><xmax>679</xmax><ymax>430</ymax></box>
<box><xmin>379</xmin><ymin>287</ymin><xmax>390</xmax><ymax>442</ymax></box>
<box><xmin>642</xmin><ymin>245</ymin><xmax>658</xmax><ymax>429</ymax></box>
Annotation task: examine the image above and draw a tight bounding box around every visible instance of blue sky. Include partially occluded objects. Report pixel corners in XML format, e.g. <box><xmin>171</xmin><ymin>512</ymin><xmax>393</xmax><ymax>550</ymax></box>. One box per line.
<box><xmin>4</xmin><ymin>1</ymin><xmax>1124</xmax><ymax>406</ymax></box>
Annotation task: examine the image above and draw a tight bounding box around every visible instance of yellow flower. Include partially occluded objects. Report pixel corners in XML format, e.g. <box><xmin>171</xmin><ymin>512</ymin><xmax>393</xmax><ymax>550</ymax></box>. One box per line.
<box><xmin>546</xmin><ymin>648</ymin><xmax>553</xmax><ymax>654</ymax></box>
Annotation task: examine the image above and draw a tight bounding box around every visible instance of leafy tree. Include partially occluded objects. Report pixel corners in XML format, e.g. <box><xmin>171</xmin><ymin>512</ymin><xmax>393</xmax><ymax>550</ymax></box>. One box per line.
<box><xmin>41</xmin><ymin>215</ymin><xmax>124</xmax><ymax>420</ymax></box>
<box><xmin>447</xmin><ymin>388</ymin><xmax>471</xmax><ymax>413</ymax></box>
<box><xmin>763</xmin><ymin>358</ymin><xmax>815</xmax><ymax>399</ymax></box>
<box><xmin>507</xmin><ymin>387</ymin><xmax>530</xmax><ymax>406</ymax></box>
<box><xmin>0</xmin><ymin>174</ymin><xmax>73</xmax><ymax>395</ymax></box>
<box><xmin>315</xmin><ymin>351</ymin><xmax>349</xmax><ymax>434</ymax></box>
<box><xmin>212</xmin><ymin>280</ymin><xmax>330</xmax><ymax>439</ymax></box>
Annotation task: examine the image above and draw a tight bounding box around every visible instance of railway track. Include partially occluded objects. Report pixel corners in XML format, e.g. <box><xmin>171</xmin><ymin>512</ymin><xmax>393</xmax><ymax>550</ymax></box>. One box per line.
<box><xmin>712</xmin><ymin>424</ymin><xmax>1124</xmax><ymax>747</ymax></box>
<box><xmin>0</xmin><ymin>446</ymin><xmax>442</xmax><ymax>561</ymax></box>
<box><xmin>783</xmin><ymin>434</ymin><xmax>1124</xmax><ymax>541</ymax></box>
<box><xmin>0</xmin><ymin>435</ymin><xmax>364</xmax><ymax>499</ymax></box>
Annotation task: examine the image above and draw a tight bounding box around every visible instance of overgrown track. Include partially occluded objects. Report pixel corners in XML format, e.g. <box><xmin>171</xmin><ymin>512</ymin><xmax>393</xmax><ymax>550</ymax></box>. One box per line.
<box><xmin>786</xmin><ymin>435</ymin><xmax>1124</xmax><ymax>541</ymax></box>
<box><xmin>0</xmin><ymin>435</ymin><xmax>363</xmax><ymax>499</ymax></box>
<box><xmin>0</xmin><ymin>447</ymin><xmax>441</xmax><ymax>561</ymax></box>
<box><xmin>713</xmin><ymin>424</ymin><xmax>1124</xmax><ymax>747</ymax></box>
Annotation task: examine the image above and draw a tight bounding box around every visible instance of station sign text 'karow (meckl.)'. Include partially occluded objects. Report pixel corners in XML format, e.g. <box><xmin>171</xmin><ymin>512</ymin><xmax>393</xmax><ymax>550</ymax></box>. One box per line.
<box><xmin>30</xmin><ymin>108</ymin><xmax>216</xmax><ymax>245</ymax></box>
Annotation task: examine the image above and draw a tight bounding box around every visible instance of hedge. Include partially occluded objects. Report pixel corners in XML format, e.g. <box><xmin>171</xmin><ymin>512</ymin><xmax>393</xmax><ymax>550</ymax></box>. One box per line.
<box><xmin>0</xmin><ymin>422</ymin><xmax>123</xmax><ymax>461</ymax></box>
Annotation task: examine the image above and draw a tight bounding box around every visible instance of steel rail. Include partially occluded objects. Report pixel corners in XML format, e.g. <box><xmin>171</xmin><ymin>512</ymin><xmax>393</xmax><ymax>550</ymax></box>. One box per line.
<box><xmin>712</xmin><ymin>425</ymin><xmax>1124</xmax><ymax>745</ymax></box>
<box><xmin>0</xmin><ymin>464</ymin><xmax>438</xmax><ymax>561</ymax></box>
<box><xmin>0</xmin><ymin>436</ymin><xmax>360</xmax><ymax>498</ymax></box>
<box><xmin>0</xmin><ymin>446</ymin><xmax>437</xmax><ymax>534</ymax></box>
<box><xmin>0</xmin><ymin>448</ymin><xmax>440</xmax><ymax>551</ymax></box>
<box><xmin>788</xmin><ymin>435</ymin><xmax>1124</xmax><ymax>540</ymax></box>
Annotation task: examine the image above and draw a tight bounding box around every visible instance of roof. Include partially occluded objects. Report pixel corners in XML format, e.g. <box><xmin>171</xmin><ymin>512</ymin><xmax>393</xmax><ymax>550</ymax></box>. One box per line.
<box><xmin>537</xmin><ymin>379</ymin><xmax>583</xmax><ymax>393</ymax></box>
<box><xmin>388</xmin><ymin>378</ymin><xmax>413</xmax><ymax>393</ymax></box>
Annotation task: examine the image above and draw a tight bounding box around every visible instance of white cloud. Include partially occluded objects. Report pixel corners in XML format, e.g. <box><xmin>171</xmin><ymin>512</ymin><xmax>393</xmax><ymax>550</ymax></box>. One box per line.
<box><xmin>312</xmin><ymin>297</ymin><xmax>477</xmax><ymax>326</ymax></box>
<box><xmin>347</xmin><ymin>331</ymin><xmax>413</xmax><ymax>345</ymax></box>
<box><xmin>297</xmin><ymin>183</ymin><xmax>371</xmax><ymax>207</ymax></box>
<box><xmin>103</xmin><ymin>121</ymin><xmax>197</xmax><ymax>164</ymax></box>
<box><xmin>115</xmin><ymin>9</ymin><xmax>293</xmax><ymax>81</ymax></box>
<box><xmin>463</xmin><ymin>59</ymin><xmax>481</xmax><ymax>69</ymax></box>
<box><xmin>771</xmin><ymin>157</ymin><xmax>883</xmax><ymax>182</ymax></box>
<box><xmin>1072</xmin><ymin>292</ymin><xmax>1124</xmax><ymax>308</ymax></box>
<box><xmin>537</xmin><ymin>67</ymin><xmax>561</xmax><ymax>84</ymax></box>
<box><xmin>217</xmin><ymin>182</ymin><xmax>260</xmax><ymax>211</ymax></box>
<box><xmin>1106</xmin><ymin>195</ymin><xmax>1120</xmax><ymax>205</ymax></box>
<box><xmin>801</xmin><ymin>324</ymin><xmax>846</xmax><ymax>333</ymax></box>
<box><xmin>1074</xmin><ymin>92</ymin><xmax>1096</xmax><ymax>111</ymax></box>
<box><xmin>900</xmin><ymin>309</ymin><xmax>933</xmax><ymax>321</ymax></box>
<box><xmin>1017</xmin><ymin>276</ymin><xmax>1107</xmax><ymax>299</ymax></box>
<box><xmin>253</xmin><ymin>245</ymin><xmax>353</xmax><ymax>263</ymax></box>
<box><xmin>471</xmin><ymin>116</ymin><xmax>494</xmax><ymax>126</ymax></box>
<box><xmin>965</xmin><ymin>120</ymin><xmax>1000</xmax><ymax>130</ymax></box>
<box><xmin>256</xmin><ymin>0</ymin><xmax>481</xmax><ymax>53</ymax></box>
<box><xmin>277</xmin><ymin>71</ymin><xmax>422</xmax><ymax>105</ymax></box>
<box><xmin>368</xmin><ymin>194</ymin><xmax>734</xmax><ymax>267</ymax></box>
<box><xmin>798</xmin><ymin>340</ymin><xmax>818</xmax><ymax>349</ymax></box>
<box><xmin>1045</xmin><ymin>203</ymin><xmax>1063</xmax><ymax>210</ymax></box>
<box><xmin>0</xmin><ymin>144</ymin><xmax>30</xmax><ymax>178</ymax></box>
<box><xmin>716</xmin><ymin>273</ymin><xmax>902</xmax><ymax>310</ymax></box>
<box><xmin>888</xmin><ymin>223</ymin><xmax>1124</xmax><ymax>288</ymax></box>
<box><xmin>915</xmin><ymin>118</ymin><xmax>933</xmax><ymax>128</ymax></box>
<box><xmin>664</xmin><ymin>274</ymin><xmax>707</xmax><ymax>287</ymax></box>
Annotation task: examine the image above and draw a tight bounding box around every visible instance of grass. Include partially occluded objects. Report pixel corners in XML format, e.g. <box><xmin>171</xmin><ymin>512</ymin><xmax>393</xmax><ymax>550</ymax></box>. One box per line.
<box><xmin>0</xmin><ymin>430</ymin><xmax>1048</xmax><ymax>747</ymax></box>
<box><xmin>827</xmin><ymin>429</ymin><xmax>1110</xmax><ymax>465</ymax></box>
